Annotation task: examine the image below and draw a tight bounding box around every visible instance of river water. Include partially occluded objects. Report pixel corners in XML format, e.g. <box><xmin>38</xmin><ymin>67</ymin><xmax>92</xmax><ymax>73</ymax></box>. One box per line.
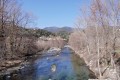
<box><xmin>2</xmin><ymin>47</ymin><xmax>96</xmax><ymax>80</ymax></box>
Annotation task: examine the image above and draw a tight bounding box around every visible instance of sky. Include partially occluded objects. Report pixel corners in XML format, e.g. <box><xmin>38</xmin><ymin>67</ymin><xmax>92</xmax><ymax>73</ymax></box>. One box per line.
<box><xmin>20</xmin><ymin>0</ymin><xmax>90</xmax><ymax>28</ymax></box>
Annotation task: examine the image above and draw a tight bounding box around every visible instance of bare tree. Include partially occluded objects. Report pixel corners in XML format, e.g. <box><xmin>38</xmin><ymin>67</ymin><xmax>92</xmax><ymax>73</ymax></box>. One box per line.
<box><xmin>69</xmin><ymin>0</ymin><xmax>120</xmax><ymax>79</ymax></box>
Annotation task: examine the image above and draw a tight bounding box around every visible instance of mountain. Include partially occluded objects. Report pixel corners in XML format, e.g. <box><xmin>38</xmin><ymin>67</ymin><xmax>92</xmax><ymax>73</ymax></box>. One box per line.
<box><xmin>43</xmin><ymin>26</ymin><xmax>73</xmax><ymax>33</ymax></box>
<box><xmin>43</xmin><ymin>26</ymin><xmax>59</xmax><ymax>33</ymax></box>
<box><xmin>18</xmin><ymin>27</ymin><xmax>55</xmax><ymax>37</ymax></box>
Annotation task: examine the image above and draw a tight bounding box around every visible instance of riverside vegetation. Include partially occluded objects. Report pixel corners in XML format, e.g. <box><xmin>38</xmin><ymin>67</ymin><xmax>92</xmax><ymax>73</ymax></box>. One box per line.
<box><xmin>0</xmin><ymin>0</ymin><xmax>65</xmax><ymax>72</ymax></box>
<box><xmin>0</xmin><ymin>0</ymin><xmax>120</xmax><ymax>80</ymax></box>
<box><xmin>69</xmin><ymin>0</ymin><xmax>120</xmax><ymax>79</ymax></box>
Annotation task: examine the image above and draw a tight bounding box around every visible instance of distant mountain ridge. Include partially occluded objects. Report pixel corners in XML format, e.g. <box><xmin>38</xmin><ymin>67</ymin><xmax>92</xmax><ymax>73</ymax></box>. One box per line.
<box><xmin>43</xmin><ymin>26</ymin><xmax>73</xmax><ymax>33</ymax></box>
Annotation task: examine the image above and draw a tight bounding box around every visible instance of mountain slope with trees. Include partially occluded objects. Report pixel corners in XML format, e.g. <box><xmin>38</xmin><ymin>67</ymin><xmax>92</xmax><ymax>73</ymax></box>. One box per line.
<box><xmin>44</xmin><ymin>26</ymin><xmax>73</xmax><ymax>33</ymax></box>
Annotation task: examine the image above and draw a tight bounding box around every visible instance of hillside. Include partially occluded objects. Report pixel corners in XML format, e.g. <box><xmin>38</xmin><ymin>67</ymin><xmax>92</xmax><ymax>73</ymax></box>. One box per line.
<box><xmin>18</xmin><ymin>27</ymin><xmax>56</xmax><ymax>37</ymax></box>
<box><xmin>43</xmin><ymin>26</ymin><xmax>73</xmax><ymax>33</ymax></box>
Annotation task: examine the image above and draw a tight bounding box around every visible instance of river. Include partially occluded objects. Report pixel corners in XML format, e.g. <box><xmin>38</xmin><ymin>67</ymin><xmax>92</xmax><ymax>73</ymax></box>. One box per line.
<box><xmin>2</xmin><ymin>47</ymin><xmax>96</xmax><ymax>80</ymax></box>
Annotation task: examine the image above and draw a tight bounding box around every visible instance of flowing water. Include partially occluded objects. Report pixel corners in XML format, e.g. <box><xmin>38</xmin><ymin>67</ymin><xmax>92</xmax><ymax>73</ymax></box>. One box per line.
<box><xmin>2</xmin><ymin>47</ymin><xmax>96</xmax><ymax>80</ymax></box>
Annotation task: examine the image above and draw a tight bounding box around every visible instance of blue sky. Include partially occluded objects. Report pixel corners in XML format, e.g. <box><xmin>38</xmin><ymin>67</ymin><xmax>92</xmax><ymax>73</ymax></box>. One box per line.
<box><xmin>20</xmin><ymin>0</ymin><xmax>90</xmax><ymax>28</ymax></box>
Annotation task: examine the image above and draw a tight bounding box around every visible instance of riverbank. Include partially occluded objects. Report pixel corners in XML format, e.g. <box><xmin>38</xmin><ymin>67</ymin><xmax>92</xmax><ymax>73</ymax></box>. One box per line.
<box><xmin>0</xmin><ymin>51</ymin><xmax>44</xmax><ymax>79</ymax></box>
<box><xmin>0</xmin><ymin>47</ymin><xmax>61</xmax><ymax>80</ymax></box>
<box><xmin>69</xmin><ymin>46</ymin><xmax>119</xmax><ymax>80</ymax></box>
<box><xmin>69</xmin><ymin>48</ymin><xmax>97</xmax><ymax>79</ymax></box>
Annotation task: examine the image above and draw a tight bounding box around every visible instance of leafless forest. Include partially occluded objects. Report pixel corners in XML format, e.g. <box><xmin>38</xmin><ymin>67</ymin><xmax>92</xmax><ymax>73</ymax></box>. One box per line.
<box><xmin>69</xmin><ymin>0</ymin><xmax>120</xmax><ymax>79</ymax></box>
<box><xmin>0</xmin><ymin>0</ymin><xmax>65</xmax><ymax>71</ymax></box>
<box><xmin>0</xmin><ymin>0</ymin><xmax>120</xmax><ymax>80</ymax></box>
